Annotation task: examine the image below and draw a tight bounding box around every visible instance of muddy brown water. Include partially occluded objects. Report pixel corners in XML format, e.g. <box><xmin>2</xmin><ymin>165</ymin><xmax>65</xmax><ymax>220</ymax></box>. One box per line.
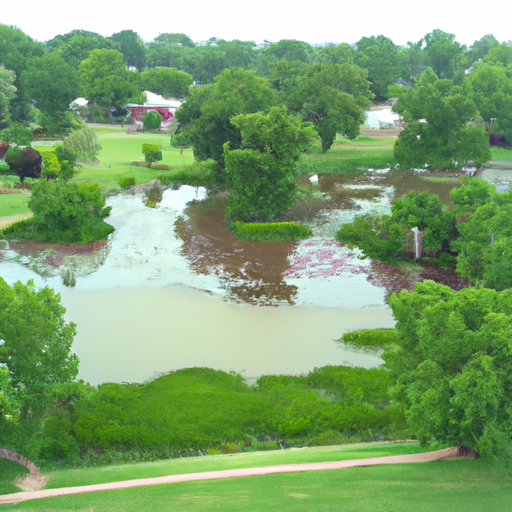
<box><xmin>0</xmin><ymin>173</ymin><xmax>467</xmax><ymax>385</ymax></box>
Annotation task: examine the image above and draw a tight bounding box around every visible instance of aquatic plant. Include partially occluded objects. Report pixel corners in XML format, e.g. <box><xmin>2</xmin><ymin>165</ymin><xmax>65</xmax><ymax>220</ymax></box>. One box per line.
<box><xmin>231</xmin><ymin>221</ymin><xmax>313</xmax><ymax>242</ymax></box>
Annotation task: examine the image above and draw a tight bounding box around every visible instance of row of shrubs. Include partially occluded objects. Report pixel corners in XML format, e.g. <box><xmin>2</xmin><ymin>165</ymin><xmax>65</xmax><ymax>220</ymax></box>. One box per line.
<box><xmin>19</xmin><ymin>366</ymin><xmax>403</xmax><ymax>468</ymax></box>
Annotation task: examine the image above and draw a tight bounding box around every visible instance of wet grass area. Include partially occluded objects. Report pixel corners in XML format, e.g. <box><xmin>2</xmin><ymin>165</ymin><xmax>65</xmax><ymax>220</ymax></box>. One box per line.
<box><xmin>176</xmin><ymin>170</ymin><xmax>466</xmax><ymax>306</ymax></box>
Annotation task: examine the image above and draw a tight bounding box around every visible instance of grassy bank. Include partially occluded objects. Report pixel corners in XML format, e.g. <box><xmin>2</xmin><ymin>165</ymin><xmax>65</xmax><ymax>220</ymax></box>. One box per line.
<box><xmin>2</xmin><ymin>448</ymin><xmax>510</xmax><ymax>511</ymax></box>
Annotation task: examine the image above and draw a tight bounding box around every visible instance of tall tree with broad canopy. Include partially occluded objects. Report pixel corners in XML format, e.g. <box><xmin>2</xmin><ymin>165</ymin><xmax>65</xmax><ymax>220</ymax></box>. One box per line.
<box><xmin>384</xmin><ymin>281</ymin><xmax>512</xmax><ymax>460</ymax></box>
<box><xmin>110</xmin><ymin>29</ymin><xmax>147</xmax><ymax>71</ymax></box>
<box><xmin>78</xmin><ymin>49</ymin><xmax>140</xmax><ymax>115</ymax></box>
<box><xmin>139</xmin><ymin>67</ymin><xmax>193</xmax><ymax>98</ymax></box>
<box><xmin>224</xmin><ymin>107</ymin><xmax>315</xmax><ymax>222</ymax></box>
<box><xmin>0</xmin><ymin>278</ymin><xmax>78</xmax><ymax>416</ymax></box>
<box><xmin>355</xmin><ymin>35</ymin><xmax>399</xmax><ymax>101</ymax></box>
<box><xmin>174</xmin><ymin>68</ymin><xmax>275</xmax><ymax>184</ymax></box>
<box><xmin>466</xmin><ymin>62</ymin><xmax>512</xmax><ymax>143</ymax></box>
<box><xmin>393</xmin><ymin>68</ymin><xmax>491</xmax><ymax>170</ymax></box>
<box><xmin>46</xmin><ymin>30</ymin><xmax>115</xmax><ymax>69</ymax></box>
<box><xmin>21</xmin><ymin>52</ymin><xmax>79</xmax><ymax>135</ymax></box>
<box><xmin>288</xmin><ymin>63</ymin><xmax>373</xmax><ymax>152</ymax></box>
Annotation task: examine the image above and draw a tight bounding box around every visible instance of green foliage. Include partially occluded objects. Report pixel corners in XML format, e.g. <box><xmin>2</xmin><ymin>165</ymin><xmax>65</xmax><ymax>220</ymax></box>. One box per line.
<box><xmin>4</xmin><ymin>145</ymin><xmax>42</xmax><ymax>182</ymax></box>
<box><xmin>142</xmin><ymin>142</ymin><xmax>162</xmax><ymax>167</ymax></box>
<box><xmin>384</xmin><ymin>281</ymin><xmax>512</xmax><ymax>459</ymax></box>
<box><xmin>337</xmin><ymin>189</ymin><xmax>457</xmax><ymax>260</ymax></box>
<box><xmin>118</xmin><ymin>176</ymin><xmax>136</xmax><ymax>188</ymax></box>
<box><xmin>110</xmin><ymin>29</ymin><xmax>147</xmax><ymax>71</ymax></box>
<box><xmin>225</xmin><ymin>106</ymin><xmax>315</xmax><ymax>221</ymax></box>
<box><xmin>231</xmin><ymin>221</ymin><xmax>313</xmax><ymax>242</ymax></box>
<box><xmin>54</xmin><ymin>144</ymin><xmax>78</xmax><ymax>181</ymax></box>
<box><xmin>0</xmin><ymin>66</ymin><xmax>16</xmax><ymax>124</ymax></box>
<box><xmin>336</xmin><ymin>212</ymin><xmax>402</xmax><ymax>262</ymax></box>
<box><xmin>139</xmin><ymin>67</ymin><xmax>193</xmax><ymax>97</ymax></box>
<box><xmin>40</xmin><ymin>150</ymin><xmax>61</xmax><ymax>180</ymax></box>
<box><xmin>175</xmin><ymin>67</ymin><xmax>275</xmax><ymax>183</ymax></box>
<box><xmin>341</xmin><ymin>328</ymin><xmax>397</xmax><ymax>349</ymax></box>
<box><xmin>0</xmin><ymin>278</ymin><xmax>78</xmax><ymax>418</ymax></box>
<box><xmin>287</xmin><ymin>63</ymin><xmax>373</xmax><ymax>152</ymax></box>
<box><xmin>78</xmin><ymin>49</ymin><xmax>140</xmax><ymax>110</ymax></box>
<box><xmin>393</xmin><ymin>68</ymin><xmax>491</xmax><ymax>170</ymax></box>
<box><xmin>144</xmin><ymin>182</ymin><xmax>164</xmax><ymax>207</ymax></box>
<box><xmin>157</xmin><ymin>159</ymin><xmax>217</xmax><ymax>187</ymax></box>
<box><xmin>0</xmin><ymin>123</ymin><xmax>33</xmax><ymax>145</ymax></box>
<box><xmin>63</xmin><ymin>125</ymin><xmax>101</xmax><ymax>164</ymax></box>
<box><xmin>3</xmin><ymin>179</ymin><xmax>114</xmax><ymax>243</ymax></box>
<box><xmin>141</xmin><ymin>111</ymin><xmax>162</xmax><ymax>131</ymax></box>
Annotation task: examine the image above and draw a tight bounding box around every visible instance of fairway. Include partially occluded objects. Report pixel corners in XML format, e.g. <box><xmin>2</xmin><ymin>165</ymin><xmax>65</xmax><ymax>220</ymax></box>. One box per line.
<box><xmin>71</xmin><ymin>126</ymin><xmax>195</xmax><ymax>187</ymax></box>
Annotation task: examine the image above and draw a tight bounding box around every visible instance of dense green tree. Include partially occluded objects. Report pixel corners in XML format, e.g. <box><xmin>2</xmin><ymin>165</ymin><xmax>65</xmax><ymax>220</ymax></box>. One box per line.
<box><xmin>146</xmin><ymin>32</ymin><xmax>195</xmax><ymax>68</ymax></box>
<box><xmin>141</xmin><ymin>111</ymin><xmax>162</xmax><ymax>131</ymax></box>
<box><xmin>214</xmin><ymin>38</ymin><xmax>256</xmax><ymax>69</ymax></box>
<box><xmin>224</xmin><ymin>106</ymin><xmax>315</xmax><ymax>221</ymax></box>
<box><xmin>46</xmin><ymin>30</ymin><xmax>114</xmax><ymax>69</ymax></box>
<box><xmin>264</xmin><ymin>39</ymin><xmax>313</xmax><ymax>64</ymax></box>
<box><xmin>484</xmin><ymin>42</ymin><xmax>512</xmax><ymax>68</ymax></box>
<box><xmin>78</xmin><ymin>49</ymin><xmax>140</xmax><ymax>114</ymax></box>
<box><xmin>0</xmin><ymin>66</ymin><xmax>16</xmax><ymax>125</ymax></box>
<box><xmin>393</xmin><ymin>68</ymin><xmax>491</xmax><ymax>170</ymax></box>
<box><xmin>355</xmin><ymin>35</ymin><xmax>399</xmax><ymax>101</ymax></box>
<box><xmin>174</xmin><ymin>68</ymin><xmax>275</xmax><ymax>183</ymax></box>
<box><xmin>453</xmin><ymin>200</ymin><xmax>512</xmax><ymax>290</ymax></box>
<box><xmin>139</xmin><ymin>67</ymin><xmax>193</xmax><ymax>97</ymax></box>
<box><xmin>421</xmin><ymin>29</ymin><xmax>468</xmax><ymax>83</ymax></box>
<box><xmin>179</xmin><ymin>43</ymin><xmax>228</xmax><ymax>84</ymax></box>
<box><xmin>384</xmin><ymin>281</ymin><xmax>512</xmax><ymax>459</ymax></box>
<box><xmin>466</xmin><ymin>62</ymin><xmax>512</xmax><ymax>142</ymax></box>
<box><xmin>318</xmin><ymin>43</ymin><xmax>356</xmax><ymax>65</ymax></box>
<box><xmin>110</xmin><ymin>29</ymin><xmax>147</xmax><ymax>71</ymax></box>
<box><xmin>289</xmin><ymin>63</ymin><xmax>372</xmax><ymax>151</ymax></box>
<box><xmin>467</xmin><ymin>34</ymin><xmax>500</xmax><ymax>66</ymax></box>
<box><xmin>0</xmin><ymin>24</ymin><xmax>44</xmax><ymax>120</ymax></box>
<box><xmin>21</xmin><ymin>52</ymin><xmax>79</xmax><ymax>134</ymax></box>
<box><xmin>0</xmin><ymin>278</ymin><xmax>78</xmax><ymax>414</ymax></box>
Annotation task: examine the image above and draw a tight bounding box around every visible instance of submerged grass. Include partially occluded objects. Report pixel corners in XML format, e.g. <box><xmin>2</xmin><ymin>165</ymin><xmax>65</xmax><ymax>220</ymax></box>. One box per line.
<box><xmin>231</xmin><ymin>221</ymin><xmax>313</xmax><ymax>242</ymax></box>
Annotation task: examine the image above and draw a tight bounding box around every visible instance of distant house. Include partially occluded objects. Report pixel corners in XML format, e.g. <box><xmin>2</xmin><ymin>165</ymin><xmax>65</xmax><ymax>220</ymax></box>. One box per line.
<box><xmin>126</xmin><ymin>91</ymin><xmax>182</xmax><ymax>129</ymax></box>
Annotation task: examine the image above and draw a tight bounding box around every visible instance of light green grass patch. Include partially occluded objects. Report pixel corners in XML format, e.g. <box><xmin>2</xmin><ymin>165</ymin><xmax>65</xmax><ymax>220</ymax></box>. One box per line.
<box><xmin>491</xmin><ymin>146</ymin><xmax>512</xmax><ymax>161</ymax></box>
<box><xmin>2</xmin><ymin>459</ymin><xmax>510</xmax><ymax>512</ymax></box>
<box><xmin>71</xmin><ymin>127</ymin><xmax>195</xmax><ymax>187</ymax></box>
<box><xmin>0</xmin><ymin>192</ymin><xmax>31</xmax><ymax>217</ymax></box>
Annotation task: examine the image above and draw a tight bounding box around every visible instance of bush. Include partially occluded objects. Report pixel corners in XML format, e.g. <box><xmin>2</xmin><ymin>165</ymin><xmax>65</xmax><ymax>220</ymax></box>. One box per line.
<box><xmin>231</xmin><ymin>221</ymin><xmax>313</xmax><ymax>242</ymax></box>
<box><xmin>341</xmin><ymin>328</ymin><xmax>397</xmax><ymax>350</ymax></box>
<box><xmin>142</xmin><ymin>111</ymin><xmax>162</xmax><ymax>131</ymax></box>
<box><xmin>4</xmin><ymin>146</ymin><xmax>42</xmax><ymax>182</ymax></box>
<box><xmin>63</xmin><ymin>126</ymin><xmax>101</xmax><ymax>164</ymax></box>
<box><xmin>142</xmin><ymin>143</ymin><xmax>162</xmax><ymax>168</ymax></box>
<box><xmin>0</xmin><ymin>123</ymin><xmax>33</xmax><ymax>146</ymax></box>
<box><xmin>118</xmin><ymin>176</ymin><xmax>136</xmax><ymax>188</ymax></box>
<box><xmin>3</xmin><ymin>180</ymin><xmax>114</xmax><ymax>243</ymax></box>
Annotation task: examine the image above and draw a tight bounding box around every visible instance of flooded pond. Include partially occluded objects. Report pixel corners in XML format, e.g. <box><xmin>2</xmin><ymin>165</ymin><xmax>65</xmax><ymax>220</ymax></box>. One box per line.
<box><xmin>0</xmin><ymin>172</ymin><xmax>465</xmax><ymax>385</ymax></box>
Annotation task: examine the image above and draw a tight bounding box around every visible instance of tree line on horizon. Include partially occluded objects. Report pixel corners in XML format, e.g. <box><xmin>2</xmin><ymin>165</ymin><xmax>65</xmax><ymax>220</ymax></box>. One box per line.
<box><xmin>0</xmin><ymin>25</ymin><xmax>511</xmax><ymax>139</ymax></box>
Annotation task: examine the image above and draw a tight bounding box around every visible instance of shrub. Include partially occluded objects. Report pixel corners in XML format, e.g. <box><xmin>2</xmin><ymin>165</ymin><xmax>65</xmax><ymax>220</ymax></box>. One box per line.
<box><xmin>4</xmin><ymin>146</ymin><xmax>42</xmax><ymax>182</ymax></box>
<box><xmin>63</xmin><ymin>126</ymin><xmax>101</xmax><ymax>164</ymax></box>
<box><xmin>341</xmin><ymin>328</ymin><xmax>397</xmax><ymax>350</ymax></box>
<box><xmin>142</xmin><ymin>143</ymin><xmax>162</xmax><ymax>168</ymax></box>
<box><xmin>118</xmin><ymin>176</ymin><xmax>136</xmax><ymax>188</ymax></box>
<box><xmin>231</xmin><ymin>221</ymin><xmax>313</xmax><ymax>242</ymax></box>
<box><xmin>142</xmin><ymin>110</ymin><xmax>162</xmax><ymax>131</ymax></box>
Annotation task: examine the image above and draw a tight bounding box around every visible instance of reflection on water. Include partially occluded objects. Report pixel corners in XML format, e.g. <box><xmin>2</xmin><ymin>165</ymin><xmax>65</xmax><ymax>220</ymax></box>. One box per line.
<box><xmin>61</xmin><ymin>286</ymin><xmax>392</xmax><ymax>385</ymax></box>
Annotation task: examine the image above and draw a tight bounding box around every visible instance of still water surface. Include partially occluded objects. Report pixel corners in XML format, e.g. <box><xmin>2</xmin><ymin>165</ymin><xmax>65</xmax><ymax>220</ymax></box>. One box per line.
<box><xmin>1</xmin><ymin>186</ymin><xmax>396</xmax><ymax>385</ymax></box>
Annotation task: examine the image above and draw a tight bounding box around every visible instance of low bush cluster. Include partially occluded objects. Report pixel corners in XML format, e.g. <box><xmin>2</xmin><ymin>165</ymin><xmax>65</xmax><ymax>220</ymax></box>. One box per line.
<box><xmin>231</xmin><ymin>221</ymin><xmax>313</xmax><ymax>242</ymax></box>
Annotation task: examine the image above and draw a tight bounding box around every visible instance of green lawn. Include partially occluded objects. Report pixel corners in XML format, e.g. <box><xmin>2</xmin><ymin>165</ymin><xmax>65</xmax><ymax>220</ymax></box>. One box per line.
<box><xmin>0</xmin><ymin>192</ymin><xmax>30</xmax><ymax>217</ymax></box>
<box><xmin>71</xmin><ymin>127</ymin><xmax>195</xmax><ymax>188</ymax></box>
<box><xmin>2</xmin><ymin>457</ymin><xmax>510</xmax><ymax>511</ymax></box>
<box><xmin>491</xmin><ymin>146</ymin><xmax>512</xmax><ymax>161</ymax></box>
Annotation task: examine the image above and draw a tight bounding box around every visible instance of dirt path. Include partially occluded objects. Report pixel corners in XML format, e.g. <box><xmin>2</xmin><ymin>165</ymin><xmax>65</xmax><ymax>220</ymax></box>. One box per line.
<box><xmin>0</xmin><ymin>213</ymin><xmax>32</xmax><ymax>230</ymax></box>
<box><xmin>0</xmin><ymin>447</ymin><xmax>467</xmax><ymax>505</ymax></box>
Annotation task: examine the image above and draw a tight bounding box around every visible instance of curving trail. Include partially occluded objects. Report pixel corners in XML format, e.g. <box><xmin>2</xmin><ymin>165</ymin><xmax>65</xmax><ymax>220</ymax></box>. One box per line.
<box><xmin>0</xmin><ymin>447</ymin><xmax>470</xmax><ymax>505</ymax></box>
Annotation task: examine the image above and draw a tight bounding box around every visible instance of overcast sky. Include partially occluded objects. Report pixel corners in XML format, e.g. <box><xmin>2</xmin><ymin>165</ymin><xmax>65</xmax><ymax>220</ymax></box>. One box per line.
<box><xmin>4</xmin><ymin>0</ymin><xmax>511</xmax><ymax>47</ymax></box>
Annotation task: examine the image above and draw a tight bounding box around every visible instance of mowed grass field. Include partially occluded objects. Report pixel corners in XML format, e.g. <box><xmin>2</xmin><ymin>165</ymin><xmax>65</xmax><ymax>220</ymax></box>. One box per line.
<box><xmin>1</xmin><ymin>443</ymin><xmax>510</xmax><ymax>511</ymax></box>
<box><xmin>37</xmin><ymin>127</ymin><xmax>195</xmax><ymax>188</ymax></box>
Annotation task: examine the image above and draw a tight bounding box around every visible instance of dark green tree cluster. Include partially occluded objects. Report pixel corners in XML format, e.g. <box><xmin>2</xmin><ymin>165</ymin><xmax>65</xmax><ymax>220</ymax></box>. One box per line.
<box><xmin>384</xmin><ymin>281</ymin><xmax>512</xmax><ymax>460</ymax></box>
<box><xmin>224</xmin><ymin>107</ymin><xmax>315</xmax><ymax>221</ymax></box>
